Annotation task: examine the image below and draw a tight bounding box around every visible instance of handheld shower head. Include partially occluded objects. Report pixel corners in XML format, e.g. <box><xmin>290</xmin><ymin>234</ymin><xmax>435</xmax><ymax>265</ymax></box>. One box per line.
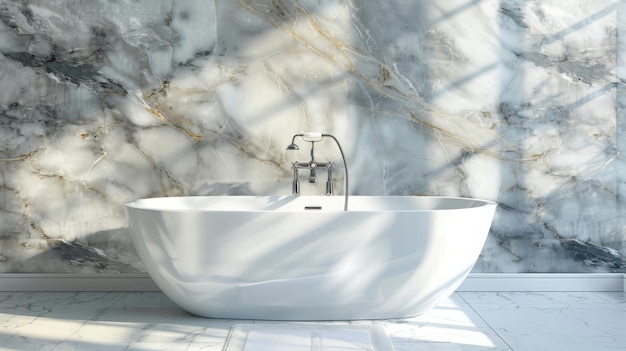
<box><xmin>286</xmin><ymin>134</ymin><xmax>302</xmax><ymax>150</ymax></box>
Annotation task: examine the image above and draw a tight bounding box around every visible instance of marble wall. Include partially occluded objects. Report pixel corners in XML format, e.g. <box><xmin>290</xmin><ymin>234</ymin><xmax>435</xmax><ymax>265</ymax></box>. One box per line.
<box><xmin>0</xmin><ymin>0</ymin><xmax>624</xmax><ymax>273</ymax></box>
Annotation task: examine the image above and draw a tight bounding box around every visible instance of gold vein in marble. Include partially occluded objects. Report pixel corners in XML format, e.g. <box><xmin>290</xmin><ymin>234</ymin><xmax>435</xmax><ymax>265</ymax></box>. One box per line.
<box><xmin>236</xmin><ymin>0</ymin><xmax>505</xmax><ymax>158</ymax></box>
<box><xmin>0</xmin><ymin>154</ymin><xmax>33</xmax><ymax>162</ymax></box>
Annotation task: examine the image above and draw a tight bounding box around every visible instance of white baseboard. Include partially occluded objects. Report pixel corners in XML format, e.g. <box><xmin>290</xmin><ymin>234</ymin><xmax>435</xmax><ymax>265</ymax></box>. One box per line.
<box><xmin>457</xmin><ymin>273</ymin><xmax>626</xmax><ymax>292</ymax></box>
<box><xmin>0</xmin><ymin>273</ymin><xmax>624</xmax><ymax>292</ymax></box>
<box><xmin>0</xmin><ymin>274</ymin><xmax>160</xmax><ymax>292</ymax></box>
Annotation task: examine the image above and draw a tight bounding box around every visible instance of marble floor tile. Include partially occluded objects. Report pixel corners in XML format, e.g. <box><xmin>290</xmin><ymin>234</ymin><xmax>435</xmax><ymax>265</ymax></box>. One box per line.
<box><xmin>459</xmin><ymin>292</ymin><xmax>626</xmax><ymax>351</ymax></box>
<box><xmin>383</xmin><ymin>294</ymin><xmax>510</xmax><ymax>350</ymax></box>
<box><xmin>0</xmin><ymin>291</ymin><xmax>624</xmax><ymax>350</ymax></box>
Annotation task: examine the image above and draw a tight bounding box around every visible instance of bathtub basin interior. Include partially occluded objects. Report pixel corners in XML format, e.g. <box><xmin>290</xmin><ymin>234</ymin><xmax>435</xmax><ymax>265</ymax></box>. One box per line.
<box><xmin>125</xmin><ymin>195</ymin><xmax>496</xmax><ymax>320</ymax></box>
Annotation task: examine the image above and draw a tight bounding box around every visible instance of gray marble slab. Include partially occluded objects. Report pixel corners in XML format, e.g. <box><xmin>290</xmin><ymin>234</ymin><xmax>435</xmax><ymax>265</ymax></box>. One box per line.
<box><xmin>0</xmin><ymin>0</ymin><xmax>624</xmax><ymax>273</ymax></box>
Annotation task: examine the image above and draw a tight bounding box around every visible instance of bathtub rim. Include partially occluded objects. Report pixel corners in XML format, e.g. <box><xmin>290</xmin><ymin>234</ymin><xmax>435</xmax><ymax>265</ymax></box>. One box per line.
<box><xmin>123</xmin><ymin>195</ymin><xmax>497</xmax><ymax>213</ymax></box>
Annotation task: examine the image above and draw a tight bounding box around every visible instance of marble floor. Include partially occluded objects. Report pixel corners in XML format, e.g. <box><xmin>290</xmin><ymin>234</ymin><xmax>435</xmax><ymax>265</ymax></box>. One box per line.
<box><xmin>0</xmin><ymin>291</ymin><xmax>624</xmax><ymax>351</ymax></box>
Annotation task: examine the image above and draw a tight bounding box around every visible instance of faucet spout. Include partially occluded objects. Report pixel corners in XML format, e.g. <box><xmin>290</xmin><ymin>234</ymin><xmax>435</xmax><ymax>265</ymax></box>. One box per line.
<box><xmin>308</xmin><ymin>166</ymin><xmax>318</xmax><ymax>183</ymax></box>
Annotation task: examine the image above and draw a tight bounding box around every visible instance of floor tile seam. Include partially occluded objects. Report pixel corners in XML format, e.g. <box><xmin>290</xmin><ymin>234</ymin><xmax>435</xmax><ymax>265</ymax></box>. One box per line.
<box><xmin>456</xmin><ymin>292</ymin><xmax>514</xmax><ymax>351</ymax></box>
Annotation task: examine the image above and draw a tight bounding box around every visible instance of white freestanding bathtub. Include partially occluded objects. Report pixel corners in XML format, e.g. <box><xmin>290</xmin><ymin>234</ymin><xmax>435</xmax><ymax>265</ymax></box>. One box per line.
<box><xmin>125</xmin><ymin>195</ymin><xmax>496</xmax><ymax>320</ymax></box>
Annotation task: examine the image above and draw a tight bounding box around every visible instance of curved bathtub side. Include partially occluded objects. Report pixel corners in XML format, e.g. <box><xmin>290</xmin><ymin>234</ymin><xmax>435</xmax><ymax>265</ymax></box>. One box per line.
<box><xmin>125</xmin><ymin>198</ymin><xmax>496</xmax><ymax>320</ymax></box>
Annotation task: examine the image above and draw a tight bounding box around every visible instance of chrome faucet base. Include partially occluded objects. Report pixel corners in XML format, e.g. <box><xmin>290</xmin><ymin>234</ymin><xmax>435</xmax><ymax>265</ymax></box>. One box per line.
<box><xmin>286</xmin><ymin>133</ymin><xmax>349</xmax><ymax>211</ymax></box>
<box><xmin>291</xmin><ymin>161</ymin><xmax>333</xmax><ymax>194</ymax></box>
